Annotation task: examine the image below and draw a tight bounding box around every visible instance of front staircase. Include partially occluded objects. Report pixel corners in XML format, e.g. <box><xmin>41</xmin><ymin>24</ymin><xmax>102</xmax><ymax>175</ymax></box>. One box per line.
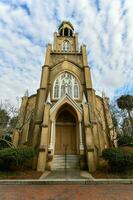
<box><xmin>52</xmin><ymin>155</ymin><xmax>80</xmax><ymax>170</ymax></box>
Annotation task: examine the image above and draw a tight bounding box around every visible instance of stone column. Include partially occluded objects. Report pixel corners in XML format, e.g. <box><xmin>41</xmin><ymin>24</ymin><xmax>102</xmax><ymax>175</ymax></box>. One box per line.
<box><xmin>19</xmin><ymin>95</ymin><xmax>28</xmax><ymax>128</ymax></box>
<box><xmin>75</xmin><ymin>33</ymin><xmax>78</xmax><ymax>52</ymax></box>
<box><xmin>48</xmin><ymin>120</ymin><xmax>55</xmax><ymax>154</ymax></box>
<box><xmin>83</xmin><ymin>104</ymin><xmax>96</xmax><ymax>172</ymax></box>
<box><xmin>68</xmin><ymin>29</ymin><xmax>70</xmax><ymax>36</ymax></box>
<box><xmin>32</xmin><ymin>65</ymin><xmax>50</xmax><ymax>147</ymax></box>
<box><xmin>37</xmin><ymin>127</ymin><xmax>48</xmax><ymax>172</ymax></box>
<box><xmin>102</xmin><ymin>97</ymin><xmax>116</xmax><ymax>147</ymax></box>
<box><xmin>85</xmin><ymin>126</ymin><xmax>96</xmax><ymax>172</ymax></box>
<box><xmin>12</xmin><ymin>130</ymin><xmax>19</xmax><ymax>147</ymax></box>
<box><xmin>92</xmin><ymin>123</ymin><xmax>99</xmax><ymax>166</ymax></box>
<box><xmin>53</xmin><ymin>32</ymin><xmax>57</xmax><ymax>51</ymax></box>
<box><xmin>79</xmin><ymin>121</ymin><xmax>84</xmax><ymax>151</ymax></box>
<box><xmin>37</xmin><ymin>103</ymin><xmax>50</xmax><ymax>172</ymax></box>
<box><xmin>98</xmin><ymin>124</ymin><xmax>105</xmax><ymax>154</ymax></box>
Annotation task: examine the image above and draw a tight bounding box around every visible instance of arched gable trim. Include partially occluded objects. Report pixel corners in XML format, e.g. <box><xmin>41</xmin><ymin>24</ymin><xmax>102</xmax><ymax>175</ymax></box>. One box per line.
<box><xmin>51</xmin><ymin>59</ymin><xmax>82</xmax><ymax>70</ymax></box>
<box><xmin>50</xmin><ymin>94</ymin><xmax>82</xmax><ymax>121</ymax></box>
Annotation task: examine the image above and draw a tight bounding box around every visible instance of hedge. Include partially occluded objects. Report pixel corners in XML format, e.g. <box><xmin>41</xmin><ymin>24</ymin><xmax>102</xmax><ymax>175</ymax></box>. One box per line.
<box><xmin>102</xmin><ymin>147</ymin><xmax>133</xmax><ymax>172</ymax></box>
<box><xmin>0</xmin><ymin>146</ymin><xmax>35</xmax><ymax>169</ymax></box>
<box><xmin>118</xmin><ymin>134</ymin><xmax>133</xmax><ymax>147</ymax></box>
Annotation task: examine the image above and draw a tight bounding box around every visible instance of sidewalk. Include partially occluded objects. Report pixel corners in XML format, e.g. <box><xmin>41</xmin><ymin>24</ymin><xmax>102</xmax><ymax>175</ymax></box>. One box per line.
<box><xmin>0</xmin><ymin>184</ymin><xmax>133</xmax><ymax>200</ymax></box>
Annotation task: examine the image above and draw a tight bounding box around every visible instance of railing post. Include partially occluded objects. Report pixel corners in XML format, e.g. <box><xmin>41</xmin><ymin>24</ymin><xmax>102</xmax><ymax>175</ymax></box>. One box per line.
<box><xmin>63</xmin><ymin>144</ymin><xmax>68</xmax><ymax>178</ymax></box>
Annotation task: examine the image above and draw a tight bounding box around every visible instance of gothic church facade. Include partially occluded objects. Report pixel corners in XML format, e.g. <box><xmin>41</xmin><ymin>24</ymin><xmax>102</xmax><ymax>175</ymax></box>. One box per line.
<box><xmin>13</xmin><ymin>21</ymin><xmax>115</xmax><ymax>172</ymax></box>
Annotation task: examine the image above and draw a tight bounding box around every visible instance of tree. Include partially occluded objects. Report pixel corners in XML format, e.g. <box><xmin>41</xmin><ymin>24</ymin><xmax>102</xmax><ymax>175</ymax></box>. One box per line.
<box><xmin>0</xmin><ymin>99</ymin><xmax>34</xmax><ymax>142</ymax></box>
<box><xmin>9</xmin><ymin>116</ymin><xmax>18</xmax><ymax>129</ymax></box>
<box><xmin>0</xmin><ymin>108</ymin><xmax>10</xmax><ymax>129</ymax></box>
<box><xmin>117</xmin><ymin>95</ymin><xmax>133</xmax><ymax>134</ymax></box>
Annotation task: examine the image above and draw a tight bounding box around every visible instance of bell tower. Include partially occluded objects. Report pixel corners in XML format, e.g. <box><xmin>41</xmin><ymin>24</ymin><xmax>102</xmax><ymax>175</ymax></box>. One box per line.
<box><xmin>53</xmin><ymin>21</ymin><xmax>79</xmax><ymax>52</ymax></box>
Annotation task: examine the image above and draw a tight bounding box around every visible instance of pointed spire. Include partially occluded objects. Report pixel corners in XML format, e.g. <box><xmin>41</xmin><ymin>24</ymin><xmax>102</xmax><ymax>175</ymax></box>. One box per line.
<box><xmin>46</xmin><ymin>92</ymin><xmax>52</xmax><ymax>104</ymax></box>
<box><xmin>24</xmin><ymin>90</ymin><xmax>29</xmax><ymax>97</ymax></box>
<box><xmin>102</xmin><ymin>91</ymin><xmax>106</xmax><ymax>98</ymax></box>
<box><xmin>82</xmin><ymin>92</ymin><xmax>87</xmax><ymax>105</ymax></box>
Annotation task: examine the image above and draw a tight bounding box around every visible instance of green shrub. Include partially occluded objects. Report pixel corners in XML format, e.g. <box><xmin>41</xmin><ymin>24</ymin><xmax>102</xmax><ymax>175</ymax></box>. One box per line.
<box><xmin>118</xmin><ymin>134</ymin><xmax>133</xmax><ymax>146</ymax></box>
<box><xmin>102</xmin><ymin>148</ymin><xmax>133</xmax><ymax>172</ymax></box>
<box><xmin>0</xmin><ymin>140</ymin><xmax>10</xmax><ymax>150</ymax></box>
<box><xmin>0</xmin><ymin>146</ymin><xmax>35</xmax><ymax>170</ymax></box>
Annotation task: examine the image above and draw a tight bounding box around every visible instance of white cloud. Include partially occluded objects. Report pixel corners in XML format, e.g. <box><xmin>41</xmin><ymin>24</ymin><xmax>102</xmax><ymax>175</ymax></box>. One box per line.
<box><xmin>0</xmin><ymin>0</ymin><xmax>133</xmax><ymax>106</ymax></box>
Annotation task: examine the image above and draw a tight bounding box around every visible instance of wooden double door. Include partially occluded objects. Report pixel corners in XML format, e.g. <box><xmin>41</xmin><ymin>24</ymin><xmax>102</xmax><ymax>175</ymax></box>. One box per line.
<box><xmin>55</xmin><ymin>109</ymin><xmax>77</xmax><ymax>155</ymax></box>
<box><xmin>55</xmin><ymin>123</ymin><xmax>77</xmax><ymax>154</ymax></box>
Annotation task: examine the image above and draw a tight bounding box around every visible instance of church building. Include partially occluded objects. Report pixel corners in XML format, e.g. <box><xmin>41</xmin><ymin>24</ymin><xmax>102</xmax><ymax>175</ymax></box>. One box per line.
<box><xmin>13</xmin><ymin>21</ymin><xmax>115</xmax><ymax>172</ymax></box>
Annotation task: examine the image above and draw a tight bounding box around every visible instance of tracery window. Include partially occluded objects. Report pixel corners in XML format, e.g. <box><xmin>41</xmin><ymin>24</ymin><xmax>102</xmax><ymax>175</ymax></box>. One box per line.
<box><xmin>53</xmin><ymin>72</ymin><xmax>79</xmax><ymax>99</ymax></box>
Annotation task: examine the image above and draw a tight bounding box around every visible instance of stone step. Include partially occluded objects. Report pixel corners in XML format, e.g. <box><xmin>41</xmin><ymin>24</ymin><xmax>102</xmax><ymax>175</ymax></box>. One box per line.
<box><xmin>53</xmin><ymin>162</ymin><xmax>80</xmax><ymax>166</ymax></box>
<box><xmin>52</xmin><ymin>155</ymin><xmax>80</xmax><ymax>170</ymax></box>
<box><xmin>54</xmin><ymin>157</ymin><xmax>79</xmax><ymax>161</ymax></box>
<box><xmin>54</xmin><ymin>155</ymin><xmax>79</xmax><ymax>157</ymax></box>
<box><xmin>52</xmin><ymin>163</ymin><xmax>80</xmax><ymax>167</ymax></box>
<box><xmin>54</xmin><ymin>155</ymin><xmax>79</xmax><ymax>159</ymax></box>
<box><xmin>53</xmin><ymin>157</ymin><xmax>79</xmax><ymax>160</ymax></box>
<box><xmin>53</xmin><ymin>163</ymin><xmax>79</xmax><ymax>166</ymax></box>
<box><xmin>53</xmin><ymin>160</ymin><xmax>79</xmax><ymax>163</ymax></box>
<box><xmin>52</xmin><ymin>166</ymin><xmax>80</xmax><ymax>169</ymax></box>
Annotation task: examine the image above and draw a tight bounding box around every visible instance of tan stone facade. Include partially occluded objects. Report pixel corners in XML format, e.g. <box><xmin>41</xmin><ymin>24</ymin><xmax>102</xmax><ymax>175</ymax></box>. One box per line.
<box><xmin>13</xmin><ymin>21</ymin><xmax>115</xmax><ymax>172</ymax></box>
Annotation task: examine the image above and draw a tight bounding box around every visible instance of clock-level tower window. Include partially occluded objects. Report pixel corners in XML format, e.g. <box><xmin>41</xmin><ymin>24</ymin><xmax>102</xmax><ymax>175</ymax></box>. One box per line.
<box><xmin>53</xmin><ymin>72</ymin><xmax>79</xmax><ymax>99</ymax></box>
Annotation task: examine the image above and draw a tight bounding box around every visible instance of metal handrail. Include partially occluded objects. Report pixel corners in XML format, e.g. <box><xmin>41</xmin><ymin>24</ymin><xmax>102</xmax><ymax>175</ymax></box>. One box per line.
<box><xmin>63</xmin><ymin>144</ymin><xmax>68</xmax><ymax>177</ymax></box>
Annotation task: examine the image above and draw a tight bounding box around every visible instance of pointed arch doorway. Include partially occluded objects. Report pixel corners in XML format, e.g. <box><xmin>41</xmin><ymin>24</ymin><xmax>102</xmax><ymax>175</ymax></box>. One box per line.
<box><xmin>55</xmin><ymin>104</ymin><xmax>78</xmax><ymax>155</ymax></box>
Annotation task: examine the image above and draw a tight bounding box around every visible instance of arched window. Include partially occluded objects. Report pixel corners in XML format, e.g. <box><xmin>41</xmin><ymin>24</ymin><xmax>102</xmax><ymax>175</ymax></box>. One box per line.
<box><xmin>60</xmin><ymin>29</ymin><xmax>63</xmax><ymax>36</ymax></box>
<box><xmin>54</xmin><ymin>84</ymin><xmax>59</xmax><ymax>98</ymax></box>
<box><xmin>53</xmin><ymin>72</ymin><xmax>79</xmax><ymax>99</ymax></box>
<box><xmin>64</xmin><ymin>28</ymin><xmax>68</xmax><ymax>36</ymax></box>
<box><xmin>53</xmin><ymin>78</ymin><xmax>60</xmax><ymax>98</ymax></box>
<box><xmin>68</xmin><ymin>85</ymin><xmax>72</xmax><ymax>97</ymax></box>
<box><xmin>70</xmin><ymin>29</ymin><xmax>73</xmax><ymax>36</ymax></box>
<box><xmin>74</xmin><ymin>85</ymin><xmax>78</xmax><ymax>98</ymax></box>
<box><xmin>62</xmin><ymin>40</ymin><xmax>69</xmax><ymax>52</ymax></box>
<box><xmin>61</xmin><ymin>85</ymin><xmax>65</xmax><ymax>96</ymax></box>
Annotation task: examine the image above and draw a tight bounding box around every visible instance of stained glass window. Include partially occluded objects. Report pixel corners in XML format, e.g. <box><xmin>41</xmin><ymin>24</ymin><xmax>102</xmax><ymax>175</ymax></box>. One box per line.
<box><xmin>53</xmin><ymin>72</ymin><xmax>79</xmax><ymax>99</ymax></box>
<box><xmin>54</xmin><ymin>84</ymin><xmax>59</xmax><ymax>98</ymax></box>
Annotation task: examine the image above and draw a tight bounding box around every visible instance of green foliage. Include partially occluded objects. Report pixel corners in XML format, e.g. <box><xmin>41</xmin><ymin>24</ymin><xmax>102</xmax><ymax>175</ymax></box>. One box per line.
<box><xmin>117</xmin><ymin>95</ymin><xmax>133</xmax><ymax>134</ymax></box>
<box><xmin>0</xmin><ymin>134</ymin><xmax>12</xmax><ymax>150</ymax></box>
<box><xmin>102</xmin><ymin>148</ymin><xmax>133</xmax><ymax>172</ymax></box>
<box><xmin>3</xmin><ymin>133</ymin><xmax>12</xmax><ymax>141</ymax></box>
<box><xmin>0</xmin><ymin>146</ymin><xmax>35</xmax><ymax>169</ymax></box>
<box><xmin>0</xmin><ymin>140</ymin><xmax>10</xmax><ymax>150</ymax></box>
<box><xmin>112</xmin><ymin>115</ymin><xmax>118</xmax><ymax>128</ymax></box>
<box><xmin>117</xmin><ymin>95</ymin><xmax>133</xmax><ymax>111</ymax></box>
<box><xmin>118</xmin><ymin>134</ymin><xmax>133</xmax><ymax>147</ymax></box>
<box><xmin>0</xmin><ymin>108</ymin><xmax>10</xmax><ymax>128</ymax></box>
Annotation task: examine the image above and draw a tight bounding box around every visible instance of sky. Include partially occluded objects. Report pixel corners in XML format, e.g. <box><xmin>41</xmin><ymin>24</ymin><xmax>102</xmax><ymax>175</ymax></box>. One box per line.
<box><xmin>0</xmin><ymin>0</ymin><xmax>133</xmax><ymax>106</ymax></box>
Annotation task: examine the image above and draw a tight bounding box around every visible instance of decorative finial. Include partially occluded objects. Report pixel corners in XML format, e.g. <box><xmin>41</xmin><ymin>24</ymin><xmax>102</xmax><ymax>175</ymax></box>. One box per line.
<box><xmin>102</xmin><ymin>91</ymin><xmax>106</xmax><ymax>98</ymax></box>
<box><xmin>24</xmin><ymin>90</ymin><xmax>29</xmax><ymax>97</ymax></box>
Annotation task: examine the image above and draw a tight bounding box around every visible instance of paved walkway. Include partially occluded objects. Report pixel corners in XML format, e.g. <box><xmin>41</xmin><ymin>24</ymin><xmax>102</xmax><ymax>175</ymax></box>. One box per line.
<box><xmin>40</xmin><ymin>169</ymin><xmax>94</xmax><ymax>179</ymax></box>
<box><xmin>0</xmin><ymin>184</ymin><xmax>133</xmax><ymax>200</ymax></box>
